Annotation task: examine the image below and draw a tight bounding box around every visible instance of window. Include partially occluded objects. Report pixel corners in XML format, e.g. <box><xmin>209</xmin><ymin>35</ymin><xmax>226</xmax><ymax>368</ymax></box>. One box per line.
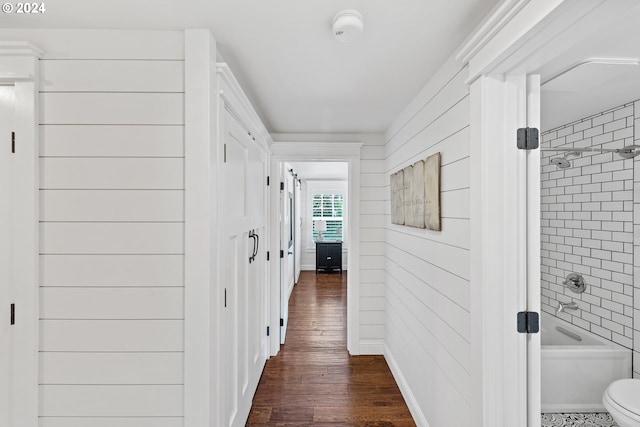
<box><xmin>312</xmin><ymin>194</ymin><xmax>343</xmax><ymax>241</ymax></box>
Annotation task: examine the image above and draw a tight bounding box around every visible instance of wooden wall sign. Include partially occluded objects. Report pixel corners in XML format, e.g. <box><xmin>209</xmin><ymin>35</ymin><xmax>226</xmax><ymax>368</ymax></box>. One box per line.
<box><xmin>390</xmin><ymin>152</ymin><xmax>441</xmax><ymax>230</ymax></box>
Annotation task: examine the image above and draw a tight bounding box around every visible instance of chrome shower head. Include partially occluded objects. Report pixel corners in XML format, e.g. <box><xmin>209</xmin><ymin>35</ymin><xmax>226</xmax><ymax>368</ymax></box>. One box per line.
<box><xmin>551</xmin><ymin>157</ymin><xmax>571</xmax><ymax>169</ymax></box>
<box><xmin>550</xmin><ymin>151</ymin><xmax>580</xmax><ymax>169</ymax></box>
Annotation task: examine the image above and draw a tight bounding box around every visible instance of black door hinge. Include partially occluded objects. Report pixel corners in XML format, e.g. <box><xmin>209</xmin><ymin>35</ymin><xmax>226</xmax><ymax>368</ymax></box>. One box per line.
<box><xmin>517</xmin><ymin>311</ymin><xmax>539</xmax><ymax>333</ymax></box>
<box><xmin>223</xmin><ymin>144</ymin><xmax>227</xmax><ymax>162</ymax></box>
<box><xmin>280</xmin><ymin>182</ymin><xmax>284</xmax><ymax>191</ymax></box>
<box><xmin>224</xmin><ymin>289</ymin><xmax>227</xmax><ymax>308</ymax></box>
<box><xmin>11</xmin><ymin>131</ymin><xmax>15</xmax><ymax>153</ymax></box>
<box><xmin>267</xmin><ymin>176</ymin><xmax>270</xmax><ymax>186</ymax></box>
<box><xmin>266</xmin><ymin>251</ymin><xmax>270</xmax><ymax>261</ymax></box>
<box><xmin>280</xmin><ymin>250</ymin><xmax>284</xmax><ymax>258</ymax></box>
<box><xmin>267</xmin><ymin>326</ymin><xmax>270</xmax><ymax>336</ymax></box>
<box><xmin>10</xmin><ymin>304</ymin><xmax>14</xmax><ymax>325</ymax></box>
<box><xmin>280</xmin><ymin>318</ymin><xmax>284</xmax><ymax>327</ymax></box>
<box><xmin>516</xmin><ymin>127</ymin><xmax>539</xmax><ymax>150</ymax></box>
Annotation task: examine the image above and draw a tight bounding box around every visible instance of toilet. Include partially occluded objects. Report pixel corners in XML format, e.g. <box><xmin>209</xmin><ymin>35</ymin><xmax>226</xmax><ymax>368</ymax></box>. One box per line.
<box><xmin>603</xmin><ymin>379</ymin><xmax>640</xmax><ymax>427</ymax></box>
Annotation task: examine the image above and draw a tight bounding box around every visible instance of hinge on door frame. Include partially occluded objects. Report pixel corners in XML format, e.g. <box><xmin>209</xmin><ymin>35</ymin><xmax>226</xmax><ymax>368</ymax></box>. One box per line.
<box><xmin>516</xmin><ymin>127</ymin><xmax>539</xmax><ymax>150</ymax></box>
<box><xmin>11</xmin><ymin>131</ymin><xmax>15</xmax><ymax>153</ymax></box>
<box><xmin>280</xmin><ymin>250</ymin><xmax>284</xmax><ymax>258</ymax></box>
<box><xmin>280</xmin><ymin>182</ymin><xmax>284</xmax><ymax>191</ymax></box>
<box><xmin>280</xmin><ymin>318</ymin><xmax>284</xmax><ymax>327</ymax></box>
<box><xmin>267</xmin><ymin>326</ymin><xmax>270</xmax><ymax>336</ymax></box>
<box><xmin>223</xmin><ymin>144</ymin><xmax>227</xmax><ymax>162</ymax></box>
<box><xmin>517</xmin><ymin>311</ymin><xmax>539</xmax><ymax>333</ymax></box>
<box><xmin>266</xmin><ymin>251</ymin><xmax>270</xmax><ymax>261</ymax></box>
<box><xmin>224</xmin><ymin>289</ymin><xmax>227</xmax><ymax>308</ymax></box>
<box><xmin>10</xmin><ymin>304</ymin><xmax>15</xmax><ymax>325</ymax></box>
<box><xmin>267</xmin><ymin>176</ymin><xmax>270</xmax><ymax>186</ymax></box>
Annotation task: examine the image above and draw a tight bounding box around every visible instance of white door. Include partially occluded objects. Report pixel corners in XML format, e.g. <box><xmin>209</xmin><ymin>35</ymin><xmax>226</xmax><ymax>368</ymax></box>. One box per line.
<box><xmin>220</xmin><ymin>109</ymin><xmax>268</xmax><ymax>427</ymax></box>
<box><xmin>294</xmin><ymin>180</ymin><xmax>302</xmax><ymax>283</ymax></box>
<box><xmin>0</xmin><ymin>84</ymin><xmax>15</xmax><ymax>427</ymax></box>
<box><xmin>279</xmin><ymin>170</ymin><xmax>294</xmax><ymax>344</ymax></box>
<box><xmin>525</xmin><ymin>76</ymin><xmax>542</xmax><ymax>426</ymax></box>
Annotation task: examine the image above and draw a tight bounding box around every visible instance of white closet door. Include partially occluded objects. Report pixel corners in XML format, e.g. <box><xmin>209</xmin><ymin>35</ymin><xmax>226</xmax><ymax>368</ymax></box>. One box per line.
<box><xmin>0</xmin><ymin>85</ymin><xmax>15</xmax><ymax>427</ymax></box>
<box><xmin>220</xmin><ymin>109</ymin><xmax>267</xmax><ymax>427</ymax></box>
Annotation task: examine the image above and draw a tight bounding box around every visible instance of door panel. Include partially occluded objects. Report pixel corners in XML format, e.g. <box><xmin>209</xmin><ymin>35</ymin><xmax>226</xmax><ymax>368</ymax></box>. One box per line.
<box><xmin>220</xmin><ymin>109</ymin><xmax>268</xmax><ymax>427</ymax></box>
<box><xmin>0</xmin><ymin>85</ymin><xmax>15</xmax><ymax>427</ymax></box>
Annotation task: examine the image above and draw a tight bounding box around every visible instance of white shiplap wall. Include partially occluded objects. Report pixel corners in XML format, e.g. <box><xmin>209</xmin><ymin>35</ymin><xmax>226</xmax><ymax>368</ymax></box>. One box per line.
<box><xmin>22</xmin><ymin>30</ymin><xmax>186</xmax><ymax>427</ymax></box>
<box><xmin>384</xmin><ymin>58</ymin><xmax>471</xmax><ymax>427</ymax></box>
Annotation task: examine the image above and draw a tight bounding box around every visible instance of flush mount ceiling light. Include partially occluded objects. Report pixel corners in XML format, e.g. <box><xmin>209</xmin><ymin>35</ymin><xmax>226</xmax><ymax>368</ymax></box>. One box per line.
<box><xmin>333</xmin><ymin>10</ymin><xmax>363</xmax><ymax>43</ymax></box>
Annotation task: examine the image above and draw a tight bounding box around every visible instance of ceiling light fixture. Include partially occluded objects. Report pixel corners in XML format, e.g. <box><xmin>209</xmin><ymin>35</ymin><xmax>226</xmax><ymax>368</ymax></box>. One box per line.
<box><xmin>333</xmin><ymin>10</ymin><xmax>363</xmax><ymax>43</ymax></box>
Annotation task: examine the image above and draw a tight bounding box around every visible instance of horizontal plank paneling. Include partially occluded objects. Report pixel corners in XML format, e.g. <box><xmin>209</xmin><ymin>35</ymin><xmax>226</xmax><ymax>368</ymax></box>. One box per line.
<box><xmin>386</xmin><ymin>245</ymin><xmax>470</xmax><ymax>311</ymax></box>
<box><xmin>40</xmin><ymin>158</ymin><xmax>184</xmax><ymax>190</ymax></box>
<box><xmin>39</xmin><ymin>418</ymin><xmax>183</xmax><ymax>427</ymax></box>
<box><xmin>386</xmin><ymin>65</ymin><xmax>468</xmax><ymax>149</ymax></box>
<box><xmin>40</xmin><ymin>93</ymin><xmax>184</xmax><ymax>125</ymax></box>
<box><xmin>386</xmin><ymin>98</ymin><xmax>469</xmax><ymax>172</ymax></box>
<box><xmin>41</xmin><ymin>60</ymin><xmax>184</xmax><ymax>92</ymax></box>
<box><xmin>40</xmin><ymin>125</ymin><xmax>184</xmax><ymax>157</ymax></box>
<box><xmin>440</xmin><ymin>158</ymin><xmax>470</xmax><ymax>192</ymax></box>
<box><xmin>39</xmin><ymin>353</ymin><xmax>183</xmax><ymax>385</ymax></box>
<box><xmin>441</xmin><ymin>189</ymin><xmax>470</xmax><ymax>219</ymax></box>
<box><xmin>383</xmin><ymin>57</ymin><xmax>470</xmax><ymax>426</ymax></box>
<box><xmin>386</xmin><ymin>228</ymin><xmax>469</xmax><ymax>280</ymax></box>
<box><xmin>386</xmin><ymin>300</ymin><xmax>470</xmax><ymax>424</ymax></box>
<box><xmin>361</xmin><ymin>173</ymin><xmax>387</xmax><ymax>187</ymax></box>
<box><xmin>39</xmin><ymin>385</ymin><xmax>183</xmax><ymax>416</ymax></box>
<box><xmin>40</xmin><ymin>223</ymin><xmax>184</xmax><ymax>254</ymax></box>
<box><xmin>40</xmin><ymin>288</ymin><xmax>184</xmax><ymax>319</ymax></box>
<box><xmin>40</xmin><ymin>255</ymin><xmax>183</xmax><ymax>286</ymax></box>
<box><xmin>386</xmin><ymin>262</ymin><xmax>470</xmax><ymax>346</ymax></box>
<box><xmin>40</xmin><ymin>190</ymin><xmax>184</xmax><ymax>222</ymax></box>
<box><xmin>40</xmin><ymin>320</ymin><xmax>183</xmax><ymax>351</ymax></box>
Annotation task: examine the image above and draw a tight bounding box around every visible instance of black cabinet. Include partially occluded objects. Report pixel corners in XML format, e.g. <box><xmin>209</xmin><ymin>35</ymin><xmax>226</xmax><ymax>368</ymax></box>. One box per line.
<box><xmin>315</xmin><ymin>241</ymin><xmax>342</xmax><ymax>273</ymax></box>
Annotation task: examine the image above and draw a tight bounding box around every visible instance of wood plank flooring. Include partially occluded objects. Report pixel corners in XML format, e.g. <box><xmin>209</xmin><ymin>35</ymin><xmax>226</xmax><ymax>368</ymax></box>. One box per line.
<box><xmin>247</xmin><ymin>271</ymin><xmax>416</xmax><ymax>426</ymax></box>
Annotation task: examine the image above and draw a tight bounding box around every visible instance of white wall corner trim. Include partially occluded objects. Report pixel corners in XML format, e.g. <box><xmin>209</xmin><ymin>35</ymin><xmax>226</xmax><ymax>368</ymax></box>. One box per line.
<box><xmin>184</xmin><ymin>29</ymin><xmax>217</xmax><ymax>427</ymax></box>
<box><xmin>384</xmin><ymin>345</ymin><xmax>429</xmax><ymax>427</ymax></box>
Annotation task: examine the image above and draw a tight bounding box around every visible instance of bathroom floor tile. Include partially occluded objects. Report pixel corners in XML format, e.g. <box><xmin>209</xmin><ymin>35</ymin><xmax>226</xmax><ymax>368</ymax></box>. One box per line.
<box><xmin>541</xmin><ymin>413</ymin><xmax>617</xmax><ymax>427</ymax></box>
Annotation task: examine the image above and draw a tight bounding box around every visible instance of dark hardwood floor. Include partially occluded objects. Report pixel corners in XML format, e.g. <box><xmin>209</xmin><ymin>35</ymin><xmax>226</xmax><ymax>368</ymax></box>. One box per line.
<box><xmin>247</xmin><ymin>271</ymin><xmax>416</xmax><ymax>426</ymax></box>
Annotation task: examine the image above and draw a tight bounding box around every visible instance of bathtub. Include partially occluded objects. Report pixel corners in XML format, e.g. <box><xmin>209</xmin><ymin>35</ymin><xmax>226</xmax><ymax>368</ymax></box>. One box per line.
<box><xmin>541</xmin><ymin>313</ymin><xmax>632</xmax><ymax>413</ymax></box>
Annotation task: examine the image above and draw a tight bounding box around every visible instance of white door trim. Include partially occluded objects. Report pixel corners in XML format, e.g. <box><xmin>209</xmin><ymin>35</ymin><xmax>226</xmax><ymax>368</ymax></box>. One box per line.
<box><xmin>0</xmin><ymin>41</ymin><xmax>42</xmax><ymax>427</ymax></box>
<box><xmin>269</xmin><ymin>142</ymin><xmax>362</xmax><ymax>355</ymax></box>
<box><xmin>184</xmin><ymin>29</ymin><xmax>219</xmax><ymax>427</ymax></box>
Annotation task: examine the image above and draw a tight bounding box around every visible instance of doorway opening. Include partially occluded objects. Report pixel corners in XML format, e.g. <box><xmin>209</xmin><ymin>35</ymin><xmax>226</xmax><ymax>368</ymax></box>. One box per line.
<box><xmin>277</xmin><ymin>160</ymin><xmax>349</xmax><ymax>348</ymax></box>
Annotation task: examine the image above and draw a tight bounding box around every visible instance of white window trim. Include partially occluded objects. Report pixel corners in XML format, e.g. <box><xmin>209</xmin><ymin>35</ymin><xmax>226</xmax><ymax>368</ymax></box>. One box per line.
<box><xmin>305</xmin><ymin>180</ymin><xmax>348</xmax><ymax>251</ymax></box>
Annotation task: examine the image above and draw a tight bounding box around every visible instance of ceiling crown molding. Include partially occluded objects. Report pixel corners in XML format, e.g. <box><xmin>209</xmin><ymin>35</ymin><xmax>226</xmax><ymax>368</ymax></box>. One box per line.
<box><xmin>455</xmin><ymin>0</ymin><xmax>531</xmax><ymax>64</ymax></box>
<box><xmin>0</xmin><ymin>41</ymin><xmax>43</xmax><ymax>57</ymax></box>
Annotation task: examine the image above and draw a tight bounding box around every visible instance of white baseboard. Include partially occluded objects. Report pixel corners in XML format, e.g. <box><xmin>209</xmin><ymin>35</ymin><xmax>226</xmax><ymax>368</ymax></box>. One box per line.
<box><xmin>301</xmin><ymin>264</ymin><xmax>315</xmax><ymax>271</ymax></box>
<box><xmin>384</xmin><ymin>344</ymin><xmax>429</xmax><ymax>427</ymax></box>
<box><xmin>359</xmin><ymin>339</ymin><xmax>384</xmax><ymax>355</ymax></box>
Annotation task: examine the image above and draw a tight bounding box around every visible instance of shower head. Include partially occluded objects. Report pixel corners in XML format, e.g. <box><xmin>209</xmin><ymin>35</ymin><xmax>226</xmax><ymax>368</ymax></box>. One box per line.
<box><xmin>551</xmin><ymin>157</ymin><xmax>571</xmax><ymax>168</ymax></box>
<box><xmin>550</xmin><ymin>151</ymin><xmax>581</xmax><ymax>169</ymax></box>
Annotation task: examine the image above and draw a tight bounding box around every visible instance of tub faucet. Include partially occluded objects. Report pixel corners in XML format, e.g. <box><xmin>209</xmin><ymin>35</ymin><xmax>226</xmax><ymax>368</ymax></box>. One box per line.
<box><xmin>556</xmin><ymin>301</ymin><xmax>578</xmax><ymax>313</ymax></box>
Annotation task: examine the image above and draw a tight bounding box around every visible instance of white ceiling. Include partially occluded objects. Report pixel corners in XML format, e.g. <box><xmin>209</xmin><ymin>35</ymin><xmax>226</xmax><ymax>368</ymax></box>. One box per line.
<box><xmin>288</xmin><ymin>162</ymin><xmax>348</xmax><ymax>181</ymax></box>
<box><xmin>0</xmin><ymin>0</ymin><xmax>498</xmax><ymax>134</ymax></box>
<box><xmin>539</xmin><ymin>3</ymin><xmax>640</xmax><ymax>131</ymax></box>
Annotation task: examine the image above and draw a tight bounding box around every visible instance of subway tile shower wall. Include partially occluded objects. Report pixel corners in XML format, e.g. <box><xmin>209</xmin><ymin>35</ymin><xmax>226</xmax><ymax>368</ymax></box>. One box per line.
<box><xmin>541</xmin><ymin>102</ymin><xmax>638</xmax><ymax>377</ymax></box>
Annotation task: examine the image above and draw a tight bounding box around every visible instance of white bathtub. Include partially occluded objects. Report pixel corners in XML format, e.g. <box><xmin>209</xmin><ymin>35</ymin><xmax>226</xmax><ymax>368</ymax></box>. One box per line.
<box><xmin>541</xmin><ymin>313</ymin><xmax>632</xmax><ymax>413</ymax></box>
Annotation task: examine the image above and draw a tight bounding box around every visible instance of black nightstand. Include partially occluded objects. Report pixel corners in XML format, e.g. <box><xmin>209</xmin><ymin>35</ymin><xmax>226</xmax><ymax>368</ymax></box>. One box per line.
<box><xmin>315</xmin><ymin>241</ymin><xmax>342</xmax><ymax>273</ymax></box>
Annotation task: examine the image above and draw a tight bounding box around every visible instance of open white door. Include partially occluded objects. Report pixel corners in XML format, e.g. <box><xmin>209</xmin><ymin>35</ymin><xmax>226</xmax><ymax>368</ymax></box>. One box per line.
<box><xmin>279</xmin><ymin>168</ymin><xmax>295</xmax><ymax>344</ymax></box>
<box><xmin>525</xmin><ymin>75</ymin><xmax>542</xmax><ymax>426</ymax></box>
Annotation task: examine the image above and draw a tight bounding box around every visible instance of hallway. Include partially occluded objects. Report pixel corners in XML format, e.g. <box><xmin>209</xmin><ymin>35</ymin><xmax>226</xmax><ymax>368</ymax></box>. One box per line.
<box><xmin>247</xmin><ymin>271</ymin><xmax>416</xmax><ymax>426</ymax></box>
